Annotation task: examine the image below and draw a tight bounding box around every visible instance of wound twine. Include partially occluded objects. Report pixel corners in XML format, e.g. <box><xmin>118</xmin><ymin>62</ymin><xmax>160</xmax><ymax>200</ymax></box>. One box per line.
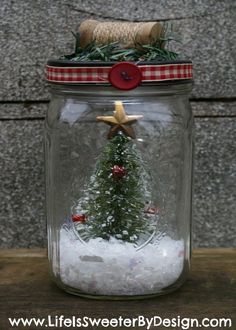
<box><xmin>79</xmin><ymin>20</ymin><xmax>164</xmax><ymax>49</ymax></box>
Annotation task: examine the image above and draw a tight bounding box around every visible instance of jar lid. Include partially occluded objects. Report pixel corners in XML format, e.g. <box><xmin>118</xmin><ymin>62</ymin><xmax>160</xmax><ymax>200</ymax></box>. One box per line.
<box><xmin>46</xmin><ymin>60</ymin><xmax>193</xmax><ymax>90</ymax></box>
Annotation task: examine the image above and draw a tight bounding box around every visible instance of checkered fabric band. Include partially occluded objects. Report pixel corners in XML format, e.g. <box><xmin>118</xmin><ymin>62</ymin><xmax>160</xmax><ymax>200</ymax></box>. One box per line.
<box><xmin>46</xmin><ymin>63</ymin><xmax>193</xmax><ymax>84</ymax></box>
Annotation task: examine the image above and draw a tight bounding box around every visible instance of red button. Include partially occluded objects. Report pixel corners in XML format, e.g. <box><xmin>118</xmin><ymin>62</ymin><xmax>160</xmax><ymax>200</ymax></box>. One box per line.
<box><xmin>108</xmin><ymin>62</ymin><xmax>142</xmax><ymax>90</ymax></box>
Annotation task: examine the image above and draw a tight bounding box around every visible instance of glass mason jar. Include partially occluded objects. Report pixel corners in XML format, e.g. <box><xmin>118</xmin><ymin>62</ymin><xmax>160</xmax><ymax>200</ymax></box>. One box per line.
<box><xmin>45</xmin><ymin>60</ymin><xmax>193</xmax><ymax>299</ymax></box>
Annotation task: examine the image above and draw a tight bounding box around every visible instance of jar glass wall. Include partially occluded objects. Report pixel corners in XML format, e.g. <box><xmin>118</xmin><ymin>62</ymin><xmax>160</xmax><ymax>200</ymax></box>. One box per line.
<box><xmin>45</xmin><ymin>82</ymin><xmax>193</xmax><ymax>299</ymax></box>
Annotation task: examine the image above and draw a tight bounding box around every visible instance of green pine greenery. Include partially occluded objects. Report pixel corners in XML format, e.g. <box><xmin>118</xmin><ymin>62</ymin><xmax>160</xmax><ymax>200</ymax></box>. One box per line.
<box><xmin>62</xmin><ymin>23</ymin><xmax>179</xmax><ymax>62</ymax></box>
<box><xmin>76</xmin><ymin>132</ymin><xmax>155</xmax><ymax>243</ymax></box>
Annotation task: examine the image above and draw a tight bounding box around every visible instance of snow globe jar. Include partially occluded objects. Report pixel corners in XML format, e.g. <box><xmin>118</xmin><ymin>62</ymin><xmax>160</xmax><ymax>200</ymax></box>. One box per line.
<box><xmin>45</xmin><ymin>58</ymin><xmax>193</xmax><ymax>299</ymax></box>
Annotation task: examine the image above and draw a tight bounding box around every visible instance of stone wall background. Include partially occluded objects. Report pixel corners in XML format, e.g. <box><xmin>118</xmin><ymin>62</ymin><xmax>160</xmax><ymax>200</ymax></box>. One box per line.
<box><xmin>0</xmin><ymin>0</ymin><xmax>235</xmax><ymax>248</ymax></box>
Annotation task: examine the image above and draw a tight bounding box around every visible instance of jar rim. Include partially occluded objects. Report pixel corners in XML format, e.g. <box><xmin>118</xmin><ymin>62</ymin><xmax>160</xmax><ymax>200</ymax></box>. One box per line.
<box><xmin>47</xmin><ymin>59</ymin><xmax>192</xmax><ymax>67</ymax></box>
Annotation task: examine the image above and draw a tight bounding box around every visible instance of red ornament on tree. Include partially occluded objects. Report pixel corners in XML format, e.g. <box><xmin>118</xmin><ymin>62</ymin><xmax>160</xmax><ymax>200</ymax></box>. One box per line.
<box><xmin>112</xmin><ymin>165</ymin><xmax>127</xmax><ymax>178</ymax></box>
<box><xmin>72</xmin><ymin>214</ymin><xmax>86</xmax><ymax>223</ymax></box>
<box><xmin>144</xmin><ymin>206</ymin><xmax>159</xmax><ymax>215</ymax></box>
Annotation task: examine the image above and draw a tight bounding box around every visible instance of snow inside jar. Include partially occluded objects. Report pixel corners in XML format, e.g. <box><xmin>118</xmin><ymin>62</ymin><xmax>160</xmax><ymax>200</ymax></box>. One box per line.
<box><xmin>45</xmin><ymin>20</ymin><xmax>193</xmax><ymax>299</ymax></box>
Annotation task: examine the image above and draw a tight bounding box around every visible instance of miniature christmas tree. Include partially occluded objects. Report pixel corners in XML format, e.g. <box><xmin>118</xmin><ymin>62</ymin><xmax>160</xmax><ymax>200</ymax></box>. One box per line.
<box><xmin>72</xmin><ymin>101</ymin><xmax>157</xmax><ymax>244</ymax></box>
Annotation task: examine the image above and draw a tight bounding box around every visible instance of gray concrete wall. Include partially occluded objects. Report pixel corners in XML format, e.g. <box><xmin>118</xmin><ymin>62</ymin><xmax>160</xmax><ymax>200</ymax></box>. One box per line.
<box><xmin>0</xmin><ymin>1</ymin><xmax>235</xmax><ymax>248</ymax></box>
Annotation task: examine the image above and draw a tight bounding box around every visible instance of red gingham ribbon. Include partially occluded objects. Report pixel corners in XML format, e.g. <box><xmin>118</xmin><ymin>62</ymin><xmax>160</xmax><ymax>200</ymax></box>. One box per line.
<box><xmin>46</xmin><ymin>63</ymin><xmax>193</xmax><ymax>84</ymax></box>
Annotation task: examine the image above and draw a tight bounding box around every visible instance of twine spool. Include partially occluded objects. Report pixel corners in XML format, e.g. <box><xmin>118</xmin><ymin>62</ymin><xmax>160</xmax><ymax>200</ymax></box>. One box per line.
<box><xmin>79</xmin><ymin>20</ymin><xmax>164</xmax><ymax>49</ymax></box>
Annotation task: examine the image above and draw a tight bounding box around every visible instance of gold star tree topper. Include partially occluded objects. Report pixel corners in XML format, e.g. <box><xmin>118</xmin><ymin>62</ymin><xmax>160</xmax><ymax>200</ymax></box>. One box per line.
<box><xmin>96</xmin><ymin>101</ymin><xmax>143</xmax><ymax>139</ymax></box>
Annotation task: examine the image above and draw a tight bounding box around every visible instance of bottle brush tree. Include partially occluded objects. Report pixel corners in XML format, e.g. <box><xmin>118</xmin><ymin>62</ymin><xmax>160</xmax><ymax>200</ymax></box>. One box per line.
<box><xmin>72</xmin><ymin>101</ymin><xmax>157</xmax><ymax>243</ymax></box>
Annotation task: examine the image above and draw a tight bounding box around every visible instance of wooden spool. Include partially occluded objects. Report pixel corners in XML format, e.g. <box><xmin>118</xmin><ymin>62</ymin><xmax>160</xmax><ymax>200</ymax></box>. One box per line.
<box><xmin>78</xmin><ymin>20</ymin><xmax>164</xmax><ymax>49</ymax></box>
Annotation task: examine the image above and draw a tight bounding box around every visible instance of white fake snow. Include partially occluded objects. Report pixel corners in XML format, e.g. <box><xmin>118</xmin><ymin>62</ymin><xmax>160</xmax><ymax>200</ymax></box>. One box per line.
<box><xmin>59</xmin><ymin>228</ymin><xmax>184</xmax><ymax>296</ymax></box>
